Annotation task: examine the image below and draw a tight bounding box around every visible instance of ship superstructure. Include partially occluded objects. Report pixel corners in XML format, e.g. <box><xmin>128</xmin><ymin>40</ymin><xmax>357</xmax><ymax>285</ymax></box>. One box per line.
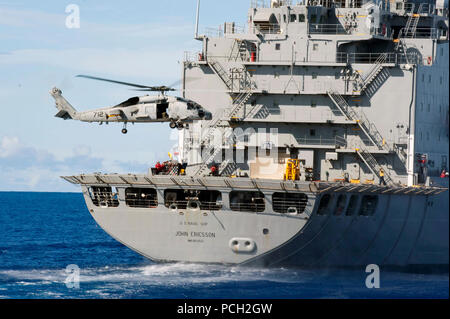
<box><xmin>60</xmin><ymin>0</ymin><xmax>449</xmax><ymax>267</ymax></box>
<box><xmin>181</xmin><ymin>0</ymin><xmax>449</xmax><ymax>187</ymax></box>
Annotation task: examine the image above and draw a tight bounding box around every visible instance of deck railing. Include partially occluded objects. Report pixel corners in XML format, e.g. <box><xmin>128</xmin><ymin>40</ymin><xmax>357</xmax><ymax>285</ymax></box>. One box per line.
<box><xmin>295</xmin><ymin>136</ymin><xmax>347</xmax><ymax>148</ymax></box>
<box><xmin>308</xmin><ymin>23</ymin><xmax>348</xmax><ymax>35</ymax></box>
<box><xmin>253</xmin><ymin>23</ymin><xmax>282</xmax><ymax>34</ymax></box>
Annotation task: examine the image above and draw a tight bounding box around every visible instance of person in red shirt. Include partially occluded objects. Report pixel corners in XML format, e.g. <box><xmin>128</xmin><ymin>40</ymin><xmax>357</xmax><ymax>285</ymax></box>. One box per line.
<box><xmin>210</xmin><ymin>164</ymin><xmax>219</xmax><ymax>176</ymax></box>
<box><xmin>155</xmin><ymin>161</ymin><xmax>163</xmax><ymax>173</ymax></box>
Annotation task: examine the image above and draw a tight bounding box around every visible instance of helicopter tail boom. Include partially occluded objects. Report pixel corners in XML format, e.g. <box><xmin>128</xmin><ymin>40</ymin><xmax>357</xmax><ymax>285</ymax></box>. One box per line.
<box><xmin>50</xmin><ymin>87</ymin><xmax>77</xmax><ymax>120</ymax></box>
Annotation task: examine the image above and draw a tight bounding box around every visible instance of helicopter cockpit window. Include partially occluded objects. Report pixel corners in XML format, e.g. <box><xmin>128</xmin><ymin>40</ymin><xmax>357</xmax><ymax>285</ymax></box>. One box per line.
<box><xmin>187</xmin><ymin>102</ymin><xmax>195</xmax><ymax>110</ymax></box>
<box><xmin>114</xmin><ymin>96</ymin><xmax>140</xmax><ymax>108</ymax></box>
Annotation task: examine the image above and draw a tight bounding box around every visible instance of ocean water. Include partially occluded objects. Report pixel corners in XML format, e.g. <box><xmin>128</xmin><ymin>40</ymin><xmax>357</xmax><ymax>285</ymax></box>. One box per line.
<box><xmin>0</xmin><ymin>192</ymin><xmax>448</xmax><ymax>299</ymax></box>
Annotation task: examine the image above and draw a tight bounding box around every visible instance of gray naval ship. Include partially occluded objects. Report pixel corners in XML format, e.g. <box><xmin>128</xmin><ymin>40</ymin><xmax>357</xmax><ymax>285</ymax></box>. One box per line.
<box><xmin>58</xmin><ymin>0</ymin><xmax>449</xmax><ymax>268</ymax></box>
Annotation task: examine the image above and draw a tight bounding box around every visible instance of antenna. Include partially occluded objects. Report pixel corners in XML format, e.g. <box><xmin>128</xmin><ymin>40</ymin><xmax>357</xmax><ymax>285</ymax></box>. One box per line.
<box><xmin>195</xmin><ymin>0</ymin><xmax>201</xmax><ymax>39</ymax></box>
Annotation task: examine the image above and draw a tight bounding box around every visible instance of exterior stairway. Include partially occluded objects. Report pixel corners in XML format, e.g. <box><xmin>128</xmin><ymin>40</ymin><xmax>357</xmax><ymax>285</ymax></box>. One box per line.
<box><xmin>229</xmin><ymin>39</ymin><xmax>250</xmax><ymax>62</ymax></box>
<box><xmin>194</xmin><ymin>128</ymin><xmax>234</xmax><ymax>176</ymax></box>
<box><xmin>403</xmin><ymin>3</ymin><xmax>422</xmax><ymax>38</ymax></box>
<box><xmin>356</xmin><ymin>53</ymin><xmax>388</xmax><ymax>94</ymax></box>
<box><xmin>228</xmin><ymin>90</ymin><xmax>254</xmax><ymax>119</ymax></box>
<box><xmin>328</xmin><ymin>91</ymin><xmax>389</xmax><ymax>151</ymax></box>
<box><xmin>209</xmin><ymin>59</ymin><xmax>234</xmax><ymax>90</ymax></box>
<box><xmin>327</xmin><ymin>91</ymin><xmax>397</xmax><ymax>185</ymax></box>
<box><xmin>193</xmin><ymin>60</ymin><xmax>259</xmax><ymax>176</ymax></box>
<box><xmin>356</xmin><ymin>148</ymin><xmax>394</xmax><ymax>185</ymax></box>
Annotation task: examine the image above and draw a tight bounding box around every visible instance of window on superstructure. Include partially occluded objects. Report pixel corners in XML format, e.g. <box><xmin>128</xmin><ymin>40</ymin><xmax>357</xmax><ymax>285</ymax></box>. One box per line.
<box><xmin>358</xmin><ymin>195</ymin><xmax>378</xmax><ymax>216</ymax></box>
<box><xmin>272</xmin><ymin>192</ymin><xmax>308</xmax><ymax>214</ymax></box>
<box><xmin>313</xmin><ymin>43</ymin><xmax>318</xmax><ymax>51</ymax></box>
<box><xmin>275</xmin><ymin>43</ymin><xmax>281</xmax><ymax>50</ymax></box>
<box><xmin>230</xmin><ymin>191</ymin><xmax>265</xmax><ymax>212</ymax></box>
<box><xmin>310</xmin><ymin>129</ymin><xmax>316</xmax><ymax>136</ymax></box>
<box><xmin>290</xmin><ymin>14</ymin><xmax>297</xmax><ymax>22</ymax></box>
<box><xmin>310</xmin><ymin>14</ymin><xmax>317</xmax><ymax>24</ymax></box>
<box><xmin>125</xmin><ymin>188</ymin><xmax>158</xmax><ymax>208</ymax></box>
<box><xmin>299</xmin><ymin>14</ymin><xmax>305</xmax><ymax>22</ymax></box>
<box><xmin>283</xmin><ymin>14</ymin><xmax>286</xmax><ymax>23</ymax></box>
<box><xmin>312</xmin><ymin>72</ymin><xmax>317</xmax><ymax>79</ymax></box>
<box><xmin>396</xmin><ymin>2</ymin><xmax>402</xmax><ymax>10</ymax></box>
<box><xmin>89</xmin><ymin>186</ymin><xmax>119</xmax><ymax>208</ymax></box>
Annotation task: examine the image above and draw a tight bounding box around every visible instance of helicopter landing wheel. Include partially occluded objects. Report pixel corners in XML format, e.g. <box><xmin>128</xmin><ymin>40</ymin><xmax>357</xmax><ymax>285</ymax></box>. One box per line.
<box><xmin>121</xmin><ymin>128</ymin><xmax>128</xmax><ymax>134</ymax></box>
<box><xmin>177</xmin><ymin>123</ymin><xmax>184</xmax><ymax>130</ymax></box>
<box><xmin>169</xmin><ymin>121</ymin><xmax>177</xmax><ymax>129</ymax></box>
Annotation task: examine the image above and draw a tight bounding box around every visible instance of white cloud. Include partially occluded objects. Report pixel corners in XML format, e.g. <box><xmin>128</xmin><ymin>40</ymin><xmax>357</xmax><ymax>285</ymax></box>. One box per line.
<box><xmin>0</xmin><ymin>135</ymin><xmax>150</xmax><ymax>191</ymax></box>
<box><xmin>0</xmin><ymin>136</ymin><xmax>21</xmax><ymax>158</ymax></box>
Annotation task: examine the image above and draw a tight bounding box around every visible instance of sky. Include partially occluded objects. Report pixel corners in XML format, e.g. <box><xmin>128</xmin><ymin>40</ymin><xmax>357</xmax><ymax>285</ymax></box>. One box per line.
<box><xmin>0</xmin><ymin>0</ymin><xmax>250</xmax><ymax>192</ymax></box>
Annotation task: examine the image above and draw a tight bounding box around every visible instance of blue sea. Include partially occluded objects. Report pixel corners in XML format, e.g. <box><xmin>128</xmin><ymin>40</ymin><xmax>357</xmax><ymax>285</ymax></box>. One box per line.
<box><xmin>0</xmin><ymin>192</ymin><xmax>448</xmax><ymax>299</ymax></box>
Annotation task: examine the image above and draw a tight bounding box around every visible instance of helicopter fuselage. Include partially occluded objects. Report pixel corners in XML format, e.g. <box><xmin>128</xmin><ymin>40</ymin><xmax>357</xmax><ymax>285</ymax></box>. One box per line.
<box><xmin>50</xmin><ymin>88</ymin><xmax>211</xmax><ymax>130</ymax></box>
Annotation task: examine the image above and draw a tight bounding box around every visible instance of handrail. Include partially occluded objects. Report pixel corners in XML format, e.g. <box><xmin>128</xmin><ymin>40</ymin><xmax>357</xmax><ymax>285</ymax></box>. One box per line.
<box><xmin>308</xmin><ymin>24</ymin><xmax>348</xmax><ymax>35</ymax></box>
<box><xmin>253</xmin><ymin>23</ymin><xmax>281</xmax><ymax>34</ymax></box>
<box><xmin>201</xmin><ymin>52</ymin><xmax>417</xmax><ymax>65</ymax></box>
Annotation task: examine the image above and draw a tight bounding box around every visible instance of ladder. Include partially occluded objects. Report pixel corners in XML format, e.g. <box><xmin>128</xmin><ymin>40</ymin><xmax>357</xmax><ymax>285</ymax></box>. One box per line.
<box><xmin>394</xmin><ymin>29</ymin><xmax>410</xmax><ymax>64</ymax></box>
<box><xmin>229</xmin><ymin>39</ymin><xmax>250</xmax><ymax>62</ymax></box>
<box><xmin>219</xmin><ymin>159</ymin><xmax>238</xmax><ymax>176</ymax></box>
<box><xmin>192</xmin><ymin>57</ymin><xmax>260</xmax><ymax>177</ymax></box>
<box><xmin>228</xmin><ymin>90</ymin><xmax>254</xmax><ymax>119</ymax></box>
<box><xmin>356</xmin><ymin>53</ymin><xmax>388</xmax><ymax>93</ymax></box>
<box><xmin>328</xmin><ymin>91</ymin><xmax>389</xmax><ymax>151</ymax></box>
<box><xmin>194</xmin><ymin>128</ymin><xmax>235</xmax><ymax>176</ymax></box>
<box><xmin>209</xmin><ymin>59</ymin><xmax>234</xmax><ymax>90</ymax></box>
<box><xmin>404</xmin><ymin>3</ymin><xmax>424</xmax><ymax>38</ymax></box>
<box><xmin>356</xmin><ymin>148</ymin><xmax>394</xmax><ymax>185</ymax></box>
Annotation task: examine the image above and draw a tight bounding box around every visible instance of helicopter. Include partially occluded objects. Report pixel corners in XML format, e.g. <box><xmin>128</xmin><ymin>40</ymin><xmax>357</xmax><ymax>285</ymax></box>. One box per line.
<box><xmin>50</xmin><ymin>75</ymin><xmax>212</xmax><ymax>133</ymax></box>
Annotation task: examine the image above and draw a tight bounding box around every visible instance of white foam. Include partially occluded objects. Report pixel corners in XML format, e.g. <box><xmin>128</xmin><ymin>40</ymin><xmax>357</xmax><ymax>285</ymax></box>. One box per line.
<box><xmin>0</xmin><ymin>263</ymin><xmax>311</xmax><ymax>289</ymax></box>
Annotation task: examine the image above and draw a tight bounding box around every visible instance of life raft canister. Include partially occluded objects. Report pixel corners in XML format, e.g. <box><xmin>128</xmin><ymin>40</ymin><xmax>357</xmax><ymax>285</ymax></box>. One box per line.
<box><xmin>427</xmin><ymin>56</ymin><xmax>432</xmax><ymax>65</ymax></box>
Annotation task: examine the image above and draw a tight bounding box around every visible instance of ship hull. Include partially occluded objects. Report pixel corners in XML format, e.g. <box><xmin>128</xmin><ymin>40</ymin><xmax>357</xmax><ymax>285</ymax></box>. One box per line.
<box><xmin>80</xmin><ymin>182</ymin><xmax>448</xmax><ymax>268</ymax></box>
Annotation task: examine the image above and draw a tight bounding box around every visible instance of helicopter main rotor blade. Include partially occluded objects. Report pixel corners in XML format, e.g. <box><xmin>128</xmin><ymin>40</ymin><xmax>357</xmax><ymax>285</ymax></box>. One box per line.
<box><xmin>76</xmin><ymin>75</ymin><xmax>199</xmax><ymax>92</ymax></box>
<box><xmin>76</xmin><ymin>75</ymin><xmax>155</xmax><ymax>89</ymax></box>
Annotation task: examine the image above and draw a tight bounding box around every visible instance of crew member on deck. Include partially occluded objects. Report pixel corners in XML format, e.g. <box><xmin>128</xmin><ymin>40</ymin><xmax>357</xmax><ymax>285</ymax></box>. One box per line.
<box><xmin>379</xmin><ymin>168</ymin><xmax>386</xmax><ymax>186</ymax></box>
<box><xmin>155</xmin><ymin>161</ymin><xmax>163</xmax><ymax>174</ymax></box>
<box><xmin>210</xmin><ymin>163</ymin><xmax>219</xmax><ymax>176</ymax></box>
